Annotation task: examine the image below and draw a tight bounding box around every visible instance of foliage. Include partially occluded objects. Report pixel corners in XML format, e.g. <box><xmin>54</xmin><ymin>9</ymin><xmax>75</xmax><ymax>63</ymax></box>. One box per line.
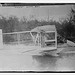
<box><xmin>59</xmin><ymin>7</ymin><xmax>75</xmax><ymax>42</ymax></box>
<box><xmin>0</xmin><ymin>13</ymin><xmax>75</xmax><ymax>43</ymax></box>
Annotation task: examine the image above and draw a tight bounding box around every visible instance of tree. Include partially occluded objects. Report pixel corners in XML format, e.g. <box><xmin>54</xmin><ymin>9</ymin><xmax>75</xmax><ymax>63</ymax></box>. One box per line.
<box><xmin>59</xmin><ymin>7</ymin><xmax>75</xmax><ymax>42</ymax></box>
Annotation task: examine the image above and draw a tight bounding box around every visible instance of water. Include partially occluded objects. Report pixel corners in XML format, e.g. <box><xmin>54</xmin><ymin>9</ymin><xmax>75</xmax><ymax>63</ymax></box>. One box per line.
<box><xmin>0</xmin><ymin>45</ymin><xmax>75</xmax><ymax>71</ymax></box>
<box><xmin>32</xmin><ymin>53</ymin><xmax>75</xmax><ymax>71</ymax></box>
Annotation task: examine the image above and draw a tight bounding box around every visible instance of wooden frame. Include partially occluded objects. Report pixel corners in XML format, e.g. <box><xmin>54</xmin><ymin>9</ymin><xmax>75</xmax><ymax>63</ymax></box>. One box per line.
<box><xmin>3</xmin><ymin>26</ymin><xmax>57</xmax><ymax>50</ymax></box>
<box><xmin>30</xmin><ymin>30</ymin><xmax>57</xmax><ymax>49</ymax></box>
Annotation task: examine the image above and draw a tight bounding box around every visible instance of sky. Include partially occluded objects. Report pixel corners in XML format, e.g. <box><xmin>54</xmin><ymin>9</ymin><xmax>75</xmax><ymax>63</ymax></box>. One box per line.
<box><xmin>0</xmin><ymin>5</ymin><xmax>73</xmax><ymax>21</ymax></box>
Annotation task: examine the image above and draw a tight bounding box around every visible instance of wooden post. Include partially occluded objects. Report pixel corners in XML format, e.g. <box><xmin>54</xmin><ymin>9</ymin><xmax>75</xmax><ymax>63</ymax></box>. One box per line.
<box><xmin>38</xmin><ymin>33</ymin><xmax>41</xmax><ymax>46</ymax></box>
<box><xmin>0</xmin><ymin>29</ymin><xmax>3</xmax><ymax>49</ymax></box>
<box><xmin>55</xmin><ymin>31</ymin><xmax>57</xmax><ymax>48</ymax></box>
<box><xmin>17</xmin><ymin>33</ymin><xmax>20</xmax><ymax>44</ymax></box>
<box><xmin>40</xmin><ymin>33</ymin><xmax>41</xmax><ymax>46</ymax></box>
<box><xmin>36</xmin><ymin>33</ymin><xmax>39</xmax><ymax>46</ymax></box>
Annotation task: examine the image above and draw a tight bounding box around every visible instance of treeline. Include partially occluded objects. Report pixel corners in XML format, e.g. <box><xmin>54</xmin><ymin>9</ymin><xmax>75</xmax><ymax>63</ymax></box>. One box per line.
<box><xmin>1</xmin><ymin>7</ymin><xmax>75</xmax><ymax>43</ymax></box>
<box><xmin>59</xmin><ymin>8</ymin><xmax>75</xmax><ymax>42</ymax></box>
<box><xmin>1</xmin><ymin>16</ymin><xmax>63</xmax><ymax>44</ymax></box>
<box><xmin>0</xmin><ymin>16</ymin><xmax>61</xmax><ymax>33</ymax></box>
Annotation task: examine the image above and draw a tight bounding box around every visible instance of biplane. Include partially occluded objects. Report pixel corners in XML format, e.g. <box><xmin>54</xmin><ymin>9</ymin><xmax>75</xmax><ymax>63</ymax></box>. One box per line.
<box><xmin>30</xmin><ymin>25</ymin><xmax>57</xmax><ymax>52</ymax></box>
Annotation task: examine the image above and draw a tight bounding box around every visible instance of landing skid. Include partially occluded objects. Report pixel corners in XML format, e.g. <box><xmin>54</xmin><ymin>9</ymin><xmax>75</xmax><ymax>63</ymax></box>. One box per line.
<box><xmin>39</xmin><ymin>48</ymin><xmax>64</xmax><ymax>56</ymax></box>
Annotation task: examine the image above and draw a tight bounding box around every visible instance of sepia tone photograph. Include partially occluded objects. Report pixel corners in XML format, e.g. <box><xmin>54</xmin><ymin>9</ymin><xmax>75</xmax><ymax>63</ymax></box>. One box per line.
<box><xmin>0</xmin><ymin>3</ymin><xmax>74</xmax><ymax>72</ymax></box>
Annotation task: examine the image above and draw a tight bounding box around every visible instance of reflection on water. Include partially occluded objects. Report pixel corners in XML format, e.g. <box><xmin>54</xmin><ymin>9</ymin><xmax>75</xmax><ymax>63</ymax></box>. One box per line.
<box><xmin>32</xmin><ymin>53</ymin><xmax>75</xmax><ymax>71</ymax></box>
<box><xmin>32</xmin><ymin>55</ymin><xmax>58</xmax><ymax>71</ymax></box>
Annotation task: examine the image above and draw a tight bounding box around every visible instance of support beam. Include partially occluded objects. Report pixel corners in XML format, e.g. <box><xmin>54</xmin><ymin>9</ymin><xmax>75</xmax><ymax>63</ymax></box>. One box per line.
<box><xmin>55</xmin><ymin>31</ymin><xmax>57</xmax><ymax>48</ymax></box>
<box><xmin>17</xmin><ymin>33</ymin><xmax>20</xmax><ymax>44</ymax></box>
<box><xmin>0</xmin><ymin>29</ymin><xmax>3</xmax><ymax>49</ymax></box>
